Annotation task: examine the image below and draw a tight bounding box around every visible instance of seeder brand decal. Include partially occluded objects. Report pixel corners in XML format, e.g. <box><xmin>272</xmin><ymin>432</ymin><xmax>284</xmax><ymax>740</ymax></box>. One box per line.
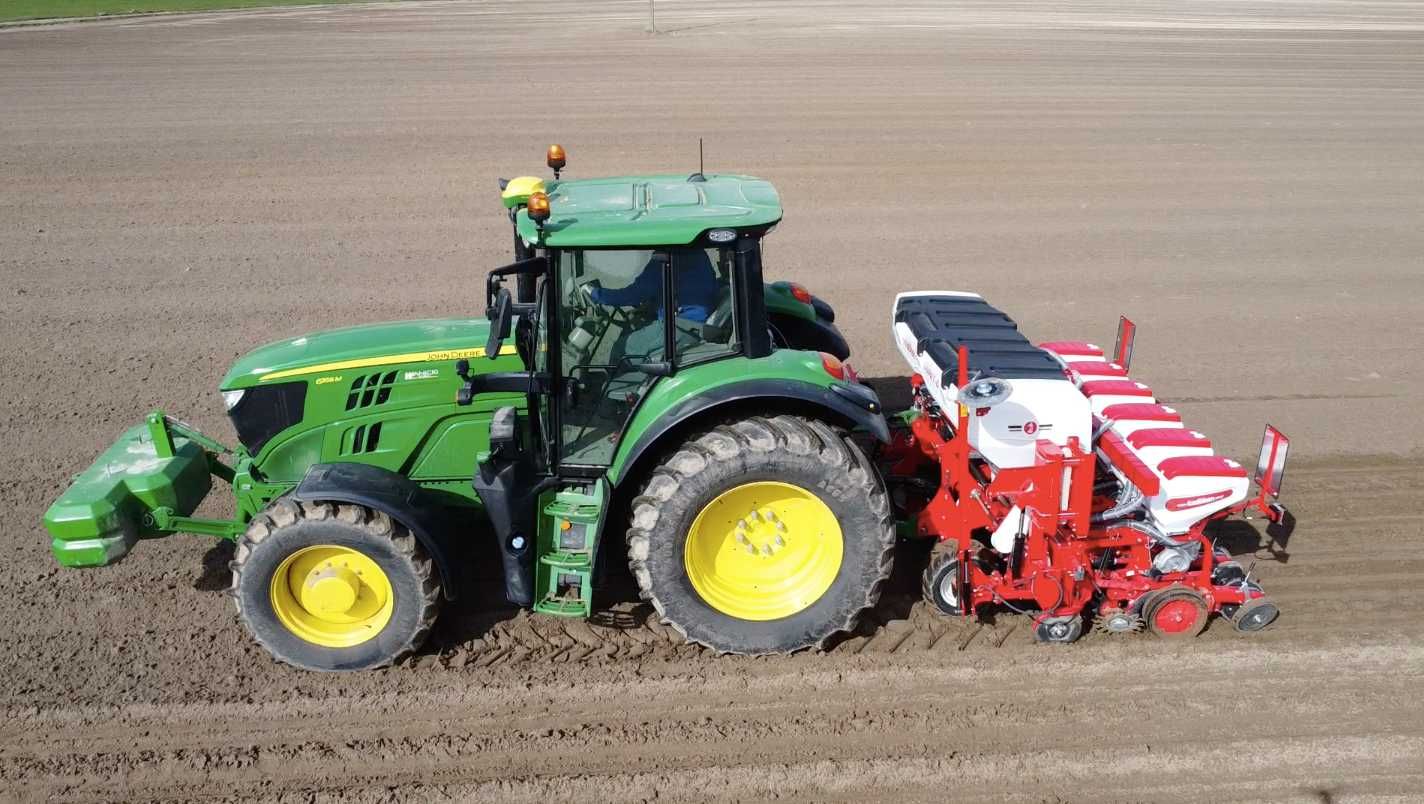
<box><xmin>1165</xmin><ymin>489</ymin><xmax>1234</xmax><ymax>511</ymax></box>
<box><xmin>1008</xmin><ymin>421</ymin><xmax>1051</xmax><ymax>435</ymax></box>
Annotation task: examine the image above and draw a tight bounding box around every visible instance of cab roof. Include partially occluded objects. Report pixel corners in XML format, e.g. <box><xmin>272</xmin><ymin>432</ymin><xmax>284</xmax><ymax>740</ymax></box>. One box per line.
<box><xmin>515</xmin><ymin>173</ymin><xmax>782</xmax><ymax>248</ymax></box>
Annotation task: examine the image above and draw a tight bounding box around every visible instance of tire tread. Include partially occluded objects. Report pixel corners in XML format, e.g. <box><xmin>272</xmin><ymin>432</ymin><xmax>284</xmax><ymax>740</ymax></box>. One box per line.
<box><xmin>229</xmin><ymin>497</ymin><xmax>440</xmax><ymax>671</ymax></box>
<box><xmin>627</xmin><ymin>415</ymin><xmax>895</xmax><ymax>654</ymax></box>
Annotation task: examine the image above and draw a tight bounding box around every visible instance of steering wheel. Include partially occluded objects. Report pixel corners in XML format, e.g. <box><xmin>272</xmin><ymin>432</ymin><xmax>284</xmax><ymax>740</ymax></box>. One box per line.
<box><xmin>576</xmin><ymin>279</ymin><xmax>653</xmax><ymax>330</ymax></box>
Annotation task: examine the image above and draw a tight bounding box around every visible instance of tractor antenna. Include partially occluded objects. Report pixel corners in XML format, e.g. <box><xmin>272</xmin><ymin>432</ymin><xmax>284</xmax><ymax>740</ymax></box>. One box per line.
<box><xmin>689</xmin><ymin>137</ymin><xmax>707</xmax><ymax>183</ymax></box>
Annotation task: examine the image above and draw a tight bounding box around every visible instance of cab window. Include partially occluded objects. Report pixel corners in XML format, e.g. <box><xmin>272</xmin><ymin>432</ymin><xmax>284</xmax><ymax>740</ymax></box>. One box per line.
<box><xmin>553</xmin><ymin>246</ymin><xmax>738</xmax><ymax>467</ymax></box>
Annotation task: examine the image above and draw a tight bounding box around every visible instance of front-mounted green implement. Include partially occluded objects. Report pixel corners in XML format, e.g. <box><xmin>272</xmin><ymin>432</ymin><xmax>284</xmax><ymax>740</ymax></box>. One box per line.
<box><xmin>44</xmin><ymin>147</ymin><xmax>893</xmax><ymax>672</ymax></box>
<box><xmin>46</xmin><ymin>413</ymin><xmax>243</xmax><ymax>567</ymax></box>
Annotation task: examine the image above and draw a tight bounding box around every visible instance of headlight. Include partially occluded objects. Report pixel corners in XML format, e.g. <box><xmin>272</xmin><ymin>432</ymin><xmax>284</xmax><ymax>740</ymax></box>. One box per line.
<box><xmin>226</xmin><ymin>381</ymin><xmax>307</xmax><ymax>454</ymax></box>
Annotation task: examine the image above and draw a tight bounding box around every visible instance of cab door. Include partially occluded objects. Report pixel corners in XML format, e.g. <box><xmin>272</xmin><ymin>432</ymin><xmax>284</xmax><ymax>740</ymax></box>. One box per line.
<box><xmin>550</xmin><ymin>248</ymin><xmax>670</xmax><ymax>470</ymax></box>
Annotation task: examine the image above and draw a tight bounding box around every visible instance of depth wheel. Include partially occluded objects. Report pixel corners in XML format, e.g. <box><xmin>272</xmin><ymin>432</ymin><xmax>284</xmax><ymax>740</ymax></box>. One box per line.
<box><xmin>231</xmin><ymin>499</ymin><xmax>441</xmax><ymax>671</ymax></box>
<box><xmin>1034</xmin><ymin>615</ymin><xmax>1083</xmax><ymax>644</ymax></box>
<box><xmin>1231</xmin><ymin>597</ymin><xmax>1280</xmax><ymax>633</ymax></box>
<box><xmin>1145</xmin><ymin>586</ymin><xmax>1208</xmax><ymax>640</ymax></box>
<box><xmin>921</xmin><ymin>539</ymin><xmax>964</xmax><ymax>616</ymax></box>
<box><xmin>627</xmin><ymin>415</ymin><xmax>895</xmax><ymax>654</ymax></box>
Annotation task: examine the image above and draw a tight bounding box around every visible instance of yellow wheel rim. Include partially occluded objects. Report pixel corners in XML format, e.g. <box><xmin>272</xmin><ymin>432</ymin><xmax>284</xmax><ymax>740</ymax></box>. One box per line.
<box><xmin>270</xmin><ymin>545</ymin><xmax>394</xmax><ymax>648</ymax></box>
<box><xmin>684</xmin><ymin>481</ymin><xmax>844</xmax><ymax>621</ymax></box>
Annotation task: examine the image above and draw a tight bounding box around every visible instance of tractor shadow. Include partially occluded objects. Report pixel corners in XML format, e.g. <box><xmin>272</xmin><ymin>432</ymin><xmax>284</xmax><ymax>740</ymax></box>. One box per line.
<box><xmin>421</xmin><ymin>532</ymin><xmax>947</xmax><ymax>658</ymax></box>
<box><xmin>193</xmin><ymin>540</ymin><xmax>236</xmax><ymax>592</ymax></box>
<box><xmin>418</xmin><ymin>527</ymin><xmax>670</xmax><ymax>657</ymax></box>
<box><xmin>859</xmin><ymin>375</ymin><xmax>914</xmax><ymax>413</ymax></box>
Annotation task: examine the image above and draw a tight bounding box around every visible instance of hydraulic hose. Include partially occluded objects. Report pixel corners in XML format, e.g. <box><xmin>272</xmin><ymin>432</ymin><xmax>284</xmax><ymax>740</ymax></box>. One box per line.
<box><xmin>1091</xmin><ymin>448</ymin><xmax>1147</xmax><ymax>523</ymax></box>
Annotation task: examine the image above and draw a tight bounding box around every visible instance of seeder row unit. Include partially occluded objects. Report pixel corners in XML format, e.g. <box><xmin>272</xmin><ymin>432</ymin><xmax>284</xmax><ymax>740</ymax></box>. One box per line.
<box><xmin>884</xmin><ymin>292</ymin><xmax>1290</xmax><ymax>642</ymax></box>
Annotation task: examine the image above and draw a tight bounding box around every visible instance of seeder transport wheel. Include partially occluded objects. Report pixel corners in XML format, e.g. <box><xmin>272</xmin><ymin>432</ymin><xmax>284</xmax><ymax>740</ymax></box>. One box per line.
<box><xmin>1144</xmin><ymin>587</ymin><xmax>1209</xmax><ymax>640</ymax></box>
<box><xmin>921</xmin><ymin>539</ymin><xmax>964</xmax><ymax>616</ymax></box>
<box><xmin>1230</xmin><ymin>597</ymin><xmax>1280</xmax><ymax>633</ymax></box>
<box><xmin>230</xmin><ymin>499</ymin><xmax>441</xmax><ymax>672</ymax></box>
<box><xmin>1034</xmin><ymin>615</ymin><xmax>1083</xmax><ymax>644</ymax></box>
<box><xmin>627</xmin><ymin>415</ymin><xmax>895</xmax><ymax>654</ymax></box>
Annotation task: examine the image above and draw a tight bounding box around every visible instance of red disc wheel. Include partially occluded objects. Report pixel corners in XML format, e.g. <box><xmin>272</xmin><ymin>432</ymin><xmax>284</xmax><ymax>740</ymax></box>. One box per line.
<box><xmin>1145</xmin><ymin>588</ymin><xmax>1208</xmax><ymax>640</ymax></box>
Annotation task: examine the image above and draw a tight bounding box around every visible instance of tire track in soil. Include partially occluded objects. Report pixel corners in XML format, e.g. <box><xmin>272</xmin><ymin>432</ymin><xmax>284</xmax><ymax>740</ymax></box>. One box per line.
<box><xmin>3</xmin><ymin>457</ymin><xmax>1423</xmax><ymax>802</ymax></box>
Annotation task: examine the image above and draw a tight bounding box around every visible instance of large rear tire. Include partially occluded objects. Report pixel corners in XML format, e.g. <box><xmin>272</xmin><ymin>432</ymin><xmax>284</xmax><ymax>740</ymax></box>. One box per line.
<box><xmin>230</xmin><ymin>499</ymin><xmax>440</xmax><ymax>672</ymax></box>
<box><xmin>627</xmin><ymin>415</ymin><xmax>894</xmax><ymax>654</ymax></box>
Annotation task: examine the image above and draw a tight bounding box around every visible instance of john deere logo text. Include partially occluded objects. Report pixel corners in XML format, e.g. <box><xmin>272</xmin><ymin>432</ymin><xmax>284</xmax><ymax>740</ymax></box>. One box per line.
<box><xmin>426</xmin><ymin>348</ymin><xmax>486</xmax><ymax>361</ymax></box>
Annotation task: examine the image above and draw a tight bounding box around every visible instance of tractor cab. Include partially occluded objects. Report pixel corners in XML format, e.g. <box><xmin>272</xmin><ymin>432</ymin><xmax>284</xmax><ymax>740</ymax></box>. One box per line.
<box><xmin>482</xmin><ymin>168</ymin><xmax>783</xmax><ymax>471</ymax></box>
<box><xmin>465</xmin><ymin>168</ymin><xmax>811</xmax><ymax>617</ymax></box>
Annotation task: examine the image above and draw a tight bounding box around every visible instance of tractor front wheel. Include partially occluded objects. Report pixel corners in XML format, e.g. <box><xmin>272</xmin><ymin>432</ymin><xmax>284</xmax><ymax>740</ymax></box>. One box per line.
<box><xmin>230</xmin><ymin>499</ymin><xmax>440</xmax><ymax>671</ymax></box>
<box><xmin>628</xmin><ymin>415</ymin><xmax>894</xmax><ymax>654</ymax></box>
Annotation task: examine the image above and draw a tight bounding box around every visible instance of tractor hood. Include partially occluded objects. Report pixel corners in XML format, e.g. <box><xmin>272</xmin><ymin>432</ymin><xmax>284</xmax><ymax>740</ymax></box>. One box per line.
<box><xmin>221</xmin><ymin>318</ymin><xmax>496</xmax><ymax>390</ymax></box>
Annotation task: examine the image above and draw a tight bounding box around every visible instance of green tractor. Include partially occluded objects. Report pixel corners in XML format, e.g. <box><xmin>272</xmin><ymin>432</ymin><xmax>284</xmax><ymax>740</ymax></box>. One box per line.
<box><xmin>44</xmin><ymin>152</ymin><xmax>894</xmax><ymax>671</ymax></box>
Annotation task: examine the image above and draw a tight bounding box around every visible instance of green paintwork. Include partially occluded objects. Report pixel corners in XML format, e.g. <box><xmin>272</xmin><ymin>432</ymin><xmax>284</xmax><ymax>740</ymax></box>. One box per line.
<box><xmin>44</xmin><ymin>419</ymin><xmax>213</xmax><ymax>567</ymax></box>
<box><xmin>220</xmin><ymin>317</ymin><xmax>524</xmax><ymax>490</ymax></box>
<box><xmin>222</xmin><ymin>318</ymin><xmax>501</xmax><ymax>390</ymax></box>
<box><xmin>763</xmin><ymin>281</ymin><xmax>817</xmax><ymax>322</ymax></box>
<box><xmin>251</xmin><ymin>375</ymin><xmax>520</xmax><ymax>487</ymax></box>
<box><xmin>45</xmin><ymin>316</ymin><xmax>529</xmax><ymax>565</ymax></box>
<box><xmin>607</xmin><ymin>349</ymin><xmax>840</xmax><ymax>486</ymax></box>
<box><xmin>533</xmin><ymin>479</ymin><xmax>607</xmax><ymax>616</ymax></box>
<box><xmin>515</xmin><ymin>174</ymin><xmax>782</xmax><ymax>248</ymax></box>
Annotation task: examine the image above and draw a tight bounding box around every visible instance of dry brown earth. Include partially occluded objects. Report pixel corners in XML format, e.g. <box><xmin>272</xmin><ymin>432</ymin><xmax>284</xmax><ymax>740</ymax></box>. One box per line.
<box><xmin>2</xmin><ymin>1</ymin><xmax>1423</xmax><ymax>800</ymax></box>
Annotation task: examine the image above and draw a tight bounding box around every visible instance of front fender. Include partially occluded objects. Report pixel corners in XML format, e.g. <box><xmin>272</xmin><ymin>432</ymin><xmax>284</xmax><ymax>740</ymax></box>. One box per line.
<box><xmin>291</xmin><ymin>462</ymin><xmax>463</xmax><ymax>600</ymax></box>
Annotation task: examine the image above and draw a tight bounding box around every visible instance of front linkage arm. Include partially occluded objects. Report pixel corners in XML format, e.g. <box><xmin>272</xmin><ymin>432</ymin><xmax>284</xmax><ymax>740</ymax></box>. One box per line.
<box><xmin>141</xmin><ymin>411</ymin><xmax>249</xmax><ymax>542</ymax></box>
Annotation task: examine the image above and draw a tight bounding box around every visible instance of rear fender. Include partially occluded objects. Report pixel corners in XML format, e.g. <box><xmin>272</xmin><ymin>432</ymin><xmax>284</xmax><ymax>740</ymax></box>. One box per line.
<box><xmin>610</xmin><ymin>377</ymin><xmax>888</xmax><ymax>490</ymax></box>
<box><xmin>769</xmin><ymin>313</ymin><xmax>851</xmax><ymax>361</ymax></box>
<box><xmin>290</xmin><ymin>462</ymin><xmax>463</xmax><ymax>600</ymax></box>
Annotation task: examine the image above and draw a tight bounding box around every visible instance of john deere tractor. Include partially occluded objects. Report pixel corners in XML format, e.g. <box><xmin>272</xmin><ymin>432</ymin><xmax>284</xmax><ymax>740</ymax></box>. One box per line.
<box><xmin>44</xmin><ymin>149</ymin><xmax>893</xmax><ymax>671</ymax></box>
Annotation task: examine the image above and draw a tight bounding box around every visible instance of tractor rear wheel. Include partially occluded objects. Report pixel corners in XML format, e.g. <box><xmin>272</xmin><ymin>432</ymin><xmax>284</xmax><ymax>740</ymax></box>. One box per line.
<box><xmin>627</xmin><ymin>415</ymin><xmax>895</xmax><ymax>654</ymax></box>
<box><xmin>230</xmin><ymin>499</ymin><xmax>441</xmax><ymax>671</ymax></box>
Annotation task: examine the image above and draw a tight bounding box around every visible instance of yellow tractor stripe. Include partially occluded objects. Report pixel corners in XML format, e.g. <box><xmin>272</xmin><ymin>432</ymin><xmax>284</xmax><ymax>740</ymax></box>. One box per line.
<box><xmin>258</xmin><ymin>345</ymin><xmax>518</xmax><ymax>382</ymax></box>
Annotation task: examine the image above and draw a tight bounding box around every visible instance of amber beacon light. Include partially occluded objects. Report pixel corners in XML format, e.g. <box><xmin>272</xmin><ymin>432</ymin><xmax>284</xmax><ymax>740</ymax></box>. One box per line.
<box><xmin>546</xmin><ymin>144</ymin><xmax>567</xmax><ymax>177</ymax></box>
<box><xmin>526</xmin><ymin>191</ymin><xmax>551</xmax><ymax>224</ymax></box>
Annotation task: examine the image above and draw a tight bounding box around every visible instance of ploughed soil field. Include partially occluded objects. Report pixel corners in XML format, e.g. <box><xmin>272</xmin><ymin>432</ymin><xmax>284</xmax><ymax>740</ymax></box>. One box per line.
<box><xmin>3</xmin><ymin>1</ymin><xmax>1423</xmax><ymax>800</ymax></box>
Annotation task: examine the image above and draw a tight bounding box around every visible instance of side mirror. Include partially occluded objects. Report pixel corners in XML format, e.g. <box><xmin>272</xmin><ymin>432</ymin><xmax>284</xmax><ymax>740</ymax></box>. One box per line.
<box><xmin>486</xmin><ymin>287</ymin><xmax>514</xmax><ymax>360</ymax></box>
